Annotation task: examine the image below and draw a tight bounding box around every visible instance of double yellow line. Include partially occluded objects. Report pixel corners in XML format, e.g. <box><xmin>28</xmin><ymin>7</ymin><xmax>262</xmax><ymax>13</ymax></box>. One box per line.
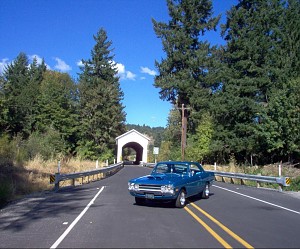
<box><xmin>184</xmin><ymin>203</ymin><xmax>254</xmax><ymax>249</ymax></box>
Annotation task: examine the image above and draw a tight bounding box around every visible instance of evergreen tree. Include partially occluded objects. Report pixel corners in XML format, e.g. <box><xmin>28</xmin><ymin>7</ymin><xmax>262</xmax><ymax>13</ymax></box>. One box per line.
<box><xmin>23</xmin><ymin>57</ymin><xmax>47</xmax><ymax>135</ymax></box>
<box><xmin>78</xmin><ymin>28</ymin><xmax>126</xmax><ymax>160</ymax></box>
<box><xmin>214</xmin><ymin>0</ymin><xmax>299</xmax><ymax>163</ymax></box>
<box><xmin>35</xmin><ymin>71</ymin><xmax>78</xmax><ymax>154</ymax></box>
<box><xmin>1</xmin><ymin>53</ymin><xmax>29</xmax><ymax>136</ymax></box>
<box><xmin>152</xmin><ymin>0</ymin><xmax>220</xmax><ymax>132</ymax></box>
<box><xmin>0</xmin><ymin>53</ymin><xmax>46</xmax><ymax>138</ymax></box>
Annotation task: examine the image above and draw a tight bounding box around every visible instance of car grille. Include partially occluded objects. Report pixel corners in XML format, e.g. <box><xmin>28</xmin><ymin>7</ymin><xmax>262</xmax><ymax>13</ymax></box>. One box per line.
<box><xmin>138</xmin><ymin>184</ymin><xmax>161</xmax><ymax>192</ymax></box>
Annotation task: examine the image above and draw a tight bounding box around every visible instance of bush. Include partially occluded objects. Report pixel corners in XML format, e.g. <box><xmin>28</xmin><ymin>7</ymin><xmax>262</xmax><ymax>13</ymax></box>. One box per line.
<box><xmin>25</xmin><ymin>129</ymin><xmax>67</xmax><ymax>160</ymax></box>
<box><xmin>0</xmin><ymin>135</ymin><xmax>15</xmax><ymax>167</ymax></box>
<box><xmin>289</xmin><ymin>176</ymin><xmax>300</xmax><ymax>191</ymax></box>
<box><xmin>0</xmin><ymin>178</ymin><xmax>14</xmax><ymax>207</ymax></box>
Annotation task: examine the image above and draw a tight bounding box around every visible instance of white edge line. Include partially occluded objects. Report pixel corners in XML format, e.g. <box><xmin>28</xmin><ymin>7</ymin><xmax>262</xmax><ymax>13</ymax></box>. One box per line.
<box><xmin>213</xmin><ymin>185</ymin><xmax>300</xmax><ymax>215</ymax></box>
<box><xmin>50</xmin><ymin>186</ymin><xmax>105</xmax><ymax>249</ymax></box>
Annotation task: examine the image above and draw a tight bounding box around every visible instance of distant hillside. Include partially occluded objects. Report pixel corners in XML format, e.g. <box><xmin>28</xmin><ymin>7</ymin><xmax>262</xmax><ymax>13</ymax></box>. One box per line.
<box><xmin>125</xmin><ymin>124</ymin><xmax>165</xmax><ymax>147</ymax></box>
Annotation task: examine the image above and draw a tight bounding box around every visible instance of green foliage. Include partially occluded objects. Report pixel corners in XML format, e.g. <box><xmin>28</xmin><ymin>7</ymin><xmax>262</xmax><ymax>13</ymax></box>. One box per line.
<box><xmin>0</xmin><ymin>135</ymin><xmax>15</xmax><ymax>166</ymax></box>
<box><xmin>289</xmin><ymin>176</ymin><xmax>300</xmax><ymax>191</ymax></box>
<box><xmin>0</xmin><ymin>178</ymin><xmax>14</xmax><ymax>207</ymax></box>
<box><xmin>157</xmin><ymin>141</ymin><xmax>181</xmax><ymax>161</ymax></box>
<box><xmin>185</xmin><ymin>113</ymin><xmax>213</xmax><ymax>162</ymax></box>
<box><xmin>36</xmin><ymin>71</ymin><xmax>78</xmax><ymax>153</ymax></box>
<box><xmin>210</xmin><ymin>0</ymin><xmax>300</xmax><ymax>164</ymax></box>
<box><xmin>152</xmin><ymin>0</ymin><xmax>220</xmax><ymax>122</ymax></box>
<box><xmin>78</xmin><ymin>28</ymin><xmax>126</xmax><ymax>160</ymax></box>
<box><xmin>1</xmin><ymin>53</ymin><xmax>46</xmax><ymax>138</ymax></box>
<box><xmin>154</xmin><ymin>0</ymin><xmax>300</xmax><ymax>165</ymax></box>
<box><xmin>25</xmin><ymin>129</ymin><xmax>67</xmax><ymax>160</ymax></box>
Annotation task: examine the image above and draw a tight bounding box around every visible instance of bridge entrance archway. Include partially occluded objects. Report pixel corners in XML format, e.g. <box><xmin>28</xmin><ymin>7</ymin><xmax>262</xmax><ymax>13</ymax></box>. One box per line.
<box><xmin>116</xmin><ymin>129</ymin><xmax>150</xmax><ymax>163</ymax></box>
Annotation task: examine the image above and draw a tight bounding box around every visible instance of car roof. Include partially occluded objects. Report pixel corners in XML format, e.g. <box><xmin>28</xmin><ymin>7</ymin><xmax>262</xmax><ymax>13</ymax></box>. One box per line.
<box><xmin>157</xmin><ymin>161</ymin><xmax>199</xmax><ymax>165</ymax></box>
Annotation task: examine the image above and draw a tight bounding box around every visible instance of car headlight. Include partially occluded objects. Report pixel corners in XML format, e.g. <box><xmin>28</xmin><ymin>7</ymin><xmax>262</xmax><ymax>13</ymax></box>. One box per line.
<box><xmin>128</xmin><ymin>182</ymin><xmax>134</xmax><ymax>190</ymax></box>
<box><xmin>161</xmin><ymin>184</ymin><xmax>174</xmax><ymax>194</ymax></box>
<box><xmin>128</xmin><ymin>182</ymin><xmax>139</xmax><ymax>191</ymax></box>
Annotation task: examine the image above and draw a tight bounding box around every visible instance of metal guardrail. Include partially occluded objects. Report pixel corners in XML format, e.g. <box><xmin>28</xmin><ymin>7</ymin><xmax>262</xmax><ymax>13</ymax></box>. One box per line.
<box><xmin>211</xmin><ymin>171</ymin><xmax>291</xmax><ymax>191</ymax></box>
<box><xmin>50</xmin><ymin>162</ymin><xmax>124</xmax><ymax>191</ymax></box>
<box><xmin>141</xmin><ymin>163</ymin><xmax>291</xmax><ymax>191</ymax></box>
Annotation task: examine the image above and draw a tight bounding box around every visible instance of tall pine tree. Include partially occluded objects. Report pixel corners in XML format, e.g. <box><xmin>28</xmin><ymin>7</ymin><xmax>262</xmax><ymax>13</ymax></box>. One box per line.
<box><xmin>78</xmin><ymin>28</ymin><xmax>126</xmax><ymax>160</ymax></box>
<box><xmin>0</xmin><ymin>53</ymin><xmax>46</xmax><ymax>138</ymax></box>
<box><xmin>214</xmin><ymin>0</ymin><xmax>300</xmax><ymax>164</ymax></box>
<box><xmin>152</xmin><ymin>0</ymin><xmax>220</xmax><ymax>132</ymax></box>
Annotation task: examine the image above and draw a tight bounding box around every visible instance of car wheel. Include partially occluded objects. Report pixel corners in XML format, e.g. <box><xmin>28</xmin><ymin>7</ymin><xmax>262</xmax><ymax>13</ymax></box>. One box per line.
<box><xmin>201</xmin><ymin>183</ymin><xmax>210</xmax><ymax>199</ymax></box>
<box><xmin>175</xmin><ymin>189</ymin><xmax>186</xmax><ymax>208</ymax></box>
<box><xmin>135</xmin><ymin>197</ymin><xmax>145</xmax><ymax>205</ymax></box>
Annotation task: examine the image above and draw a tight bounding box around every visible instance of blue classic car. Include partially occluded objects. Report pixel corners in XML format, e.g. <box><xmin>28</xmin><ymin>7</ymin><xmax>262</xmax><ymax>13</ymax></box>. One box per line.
<box><xmin>128</xmin><ymin>161</ymin><xmax>214</xmax><ymax>208</ymax></box>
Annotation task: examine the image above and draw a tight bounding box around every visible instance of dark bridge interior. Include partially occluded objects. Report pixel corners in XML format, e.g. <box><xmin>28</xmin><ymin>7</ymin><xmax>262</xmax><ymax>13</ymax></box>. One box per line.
<box><xmin>122</xmin><ymin>142</ymin><xmax>143</xmax><ymax>165</ymax></box>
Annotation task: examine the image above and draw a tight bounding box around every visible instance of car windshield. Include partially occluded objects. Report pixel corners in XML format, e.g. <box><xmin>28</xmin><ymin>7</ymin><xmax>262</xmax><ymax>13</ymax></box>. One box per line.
<box><xmin>152</xmin><ymin>163</ymin><xmax>188</xmax><ymax>174</ymax></box>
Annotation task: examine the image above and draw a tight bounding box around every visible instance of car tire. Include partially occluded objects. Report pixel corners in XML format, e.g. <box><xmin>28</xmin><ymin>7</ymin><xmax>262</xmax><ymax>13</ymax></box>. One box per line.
<box><xmin>201</xmin><ymin>183</ymin><xmax>210</xmax><ymax>199</ymax></box>
<box><xmin>175</xmin><ymin>189</ymin><xmax>186</xmax><ymax>208</ymax></box>
<box><xmin>135</xmin><ymin>197</ymin><xmax>145</xmax><ymax>205</ymax></box>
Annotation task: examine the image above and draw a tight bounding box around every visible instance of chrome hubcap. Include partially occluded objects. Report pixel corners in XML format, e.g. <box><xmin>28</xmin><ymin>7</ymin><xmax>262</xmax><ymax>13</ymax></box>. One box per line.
<box><xmin>180</xmin><ymin>192</ymin><xmax>185</xmax><ymax>205</ymax></box>
<box><xmin>205</xmin><ymin>185</ymin><xmax>209</xmax><ymax>196</ymax></box>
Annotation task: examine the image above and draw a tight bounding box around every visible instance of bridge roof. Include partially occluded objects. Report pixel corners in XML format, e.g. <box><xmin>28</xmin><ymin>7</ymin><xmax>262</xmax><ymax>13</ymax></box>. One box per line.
<box><xmin>115</xmin><ymin>129</ymin><xmax>150</xmax><ymax>142</ymax></box>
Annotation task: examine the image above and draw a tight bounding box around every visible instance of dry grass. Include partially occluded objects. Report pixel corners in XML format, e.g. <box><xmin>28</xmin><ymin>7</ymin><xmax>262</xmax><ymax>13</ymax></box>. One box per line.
<box><xmin>0</xmin><ymin>156</ymin><xmax>108</xmax><ymax>206</ymax></box>
<box><xmin>203</xmin><ymin>162</ymin><xmax>300</xmax><ymax>177</ymax></box>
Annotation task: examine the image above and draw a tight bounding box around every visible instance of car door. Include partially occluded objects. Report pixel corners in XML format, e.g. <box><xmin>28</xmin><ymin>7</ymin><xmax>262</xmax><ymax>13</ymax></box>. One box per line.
<box><xmin>190</xmin><ymin>163</ymin><xmax>205</xmax><ymax>194</ymax></box>
<box><xmin>184</xmin><ymin>164</ymin><xmax>201</xmax><ymax>196</ymax></box>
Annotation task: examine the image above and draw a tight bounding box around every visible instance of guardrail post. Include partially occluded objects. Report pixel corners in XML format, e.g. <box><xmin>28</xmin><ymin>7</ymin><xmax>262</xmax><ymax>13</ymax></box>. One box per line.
<box><xmin>257</xmin><ymin>173</ymin><xmax>261</xmax><ymax>188</ymax></box>
<box><xmin>54</xmin><ymin>173</ymin><xmax>60</xmax><ymax>191</ymax></box>
<box><xmin>57</xmin><ymin>160</ymin><xmax>61</xmax><ymax>173</ymax></box>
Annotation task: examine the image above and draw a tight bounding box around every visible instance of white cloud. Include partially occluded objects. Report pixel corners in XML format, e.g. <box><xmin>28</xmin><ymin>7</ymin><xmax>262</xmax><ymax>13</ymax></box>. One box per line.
<box><xmin>126</xmin><ymin>71</ymin><xmax>136</xmax><ymax>80</ymax></box>
<box><xmin>115</xmin><ymin>62</ymin><xmax>125</xmax><ymax>74</ymax></box>
<box><xmin>113</xmin><ymin>61</ymin><xmax>136</xmax><ymax>81</ymax></box>
<box><xmin>140</xmin><ymin>66</ymin><xmax>157</xmax><ymax>76</ymax></box>
<box><xmin>53</xmin><ymin>57</ymin><xmax>72</xmax><ymax>72</ymax></box>
<box><xmin>0</xmin><ymin>58</ymin><xmax>9</xmax><ymax>74</ymax></box>
<box><xmin>77</xmin><ymin>60</ymin><xmax>84</xmax><ymax>67</ymax></box>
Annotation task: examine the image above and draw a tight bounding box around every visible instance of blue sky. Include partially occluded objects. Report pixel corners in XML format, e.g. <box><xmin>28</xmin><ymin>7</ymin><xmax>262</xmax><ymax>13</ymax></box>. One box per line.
<box><xmin>0</xmin><ymin>0</ymin><xmax>237</xmax><ymax>128</ymax></box>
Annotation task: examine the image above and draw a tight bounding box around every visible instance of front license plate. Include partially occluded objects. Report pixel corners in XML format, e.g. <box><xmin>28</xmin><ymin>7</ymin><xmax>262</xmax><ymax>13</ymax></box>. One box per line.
<box><xmin>145</xmin><ymin>193</ymin><xmax>154</xmax><ymax>199</ymax></box>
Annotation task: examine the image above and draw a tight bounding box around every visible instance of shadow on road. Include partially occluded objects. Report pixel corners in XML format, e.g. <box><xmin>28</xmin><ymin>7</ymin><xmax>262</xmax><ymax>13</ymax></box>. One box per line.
<box><xmin>0</xmin><ymin>185</ymin><xmax>100</xmax><ymax>232</ymax></box>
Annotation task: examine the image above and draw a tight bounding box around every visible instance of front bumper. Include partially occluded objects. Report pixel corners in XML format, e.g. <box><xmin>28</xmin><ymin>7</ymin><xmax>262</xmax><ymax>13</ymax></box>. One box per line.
<box><xmin>128</xmin><ymin>185</ymin><xmax>178</xmax><ymax>200</ymax></box>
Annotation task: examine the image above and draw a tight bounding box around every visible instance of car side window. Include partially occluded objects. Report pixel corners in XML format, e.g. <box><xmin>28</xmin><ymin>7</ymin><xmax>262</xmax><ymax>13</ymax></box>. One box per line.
<box><xmin>190</xmin><ymin>163</ymin><xmax>204</xmax><ymax>174</ymax></box>
<box><xmin>173</xmin><ymin>164</ymin><xmax>188</xmax><ymax>174</ymax></box>
<box><xmin>154</xmin><ymin>164</ymin><xmax>169</xmax><ymax>173</ymax></box>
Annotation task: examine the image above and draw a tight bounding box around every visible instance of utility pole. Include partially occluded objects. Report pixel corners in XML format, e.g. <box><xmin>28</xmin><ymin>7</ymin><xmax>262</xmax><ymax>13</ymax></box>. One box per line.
<box><xmin>180</xmin><ymin>104</ymin><xmax>190</xmax><ymax>161</ymax></box>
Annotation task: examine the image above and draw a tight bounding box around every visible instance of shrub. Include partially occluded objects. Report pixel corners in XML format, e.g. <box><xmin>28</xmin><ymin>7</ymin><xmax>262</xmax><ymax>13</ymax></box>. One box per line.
<box><xmin>0</xmin><ymin>178</ymin><xmax>14</xmax><ymax>207</ymax></box>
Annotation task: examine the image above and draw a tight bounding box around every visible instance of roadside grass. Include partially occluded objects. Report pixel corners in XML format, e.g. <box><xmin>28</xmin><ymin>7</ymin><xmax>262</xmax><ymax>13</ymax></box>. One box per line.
<box><xmin>0</xmin><ymin>156</ymin><xmax>107</xmax><ymax>207</ymax></box>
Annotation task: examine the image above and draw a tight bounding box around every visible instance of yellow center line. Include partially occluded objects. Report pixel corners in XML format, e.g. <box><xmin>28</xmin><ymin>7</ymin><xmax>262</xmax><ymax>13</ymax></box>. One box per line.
<box><xmin>184</xmin><ymin>206</ymin><xmax>232</xmax><ymax>249</ymax></box>
<box><xmin>189</xmin><ymin>202</ymin><xmax>254</xmax><ymax>249</ymax></box>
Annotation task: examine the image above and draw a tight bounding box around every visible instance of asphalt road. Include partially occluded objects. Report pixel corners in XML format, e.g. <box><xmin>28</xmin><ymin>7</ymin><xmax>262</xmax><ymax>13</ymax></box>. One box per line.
<box><xmin>0</xmin><ymin>165</ymin><xmax>299</xmax><ymax>248</ymax></box>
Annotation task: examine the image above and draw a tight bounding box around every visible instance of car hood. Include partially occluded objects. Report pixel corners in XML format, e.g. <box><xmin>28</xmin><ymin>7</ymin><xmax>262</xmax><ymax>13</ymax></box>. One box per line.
<box><xmin>130</xmin><ymin>173</ymin><xmax>186</xmax><ymax>185</ymax></box>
